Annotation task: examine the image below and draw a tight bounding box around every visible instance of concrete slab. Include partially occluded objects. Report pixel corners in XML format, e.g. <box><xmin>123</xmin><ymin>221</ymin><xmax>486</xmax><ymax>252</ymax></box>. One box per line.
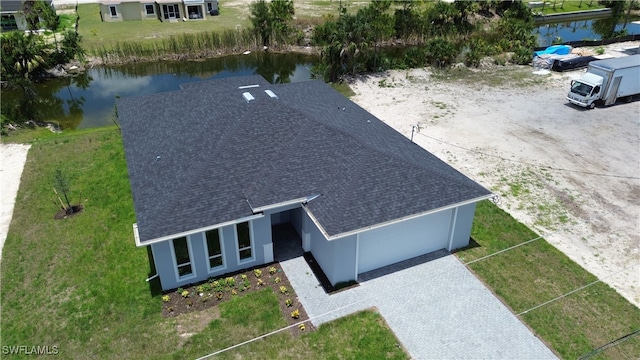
<box><xmin>281</xmin><ymin>250</ymin><xmax>557</xmax><ymax>359</ymax></box>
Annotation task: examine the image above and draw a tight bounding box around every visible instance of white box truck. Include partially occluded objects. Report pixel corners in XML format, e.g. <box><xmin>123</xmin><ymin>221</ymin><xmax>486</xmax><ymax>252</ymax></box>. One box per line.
<box><xmin>566</xmin><ymin>54</ymin><xmax>640</xmax><ymax>109</ymax></box>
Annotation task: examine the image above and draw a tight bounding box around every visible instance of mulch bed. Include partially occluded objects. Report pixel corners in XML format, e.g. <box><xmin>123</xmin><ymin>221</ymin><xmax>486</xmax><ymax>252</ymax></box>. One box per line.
<box><xmin>161</xmin><ymin>262</ymin><xmax>315</xmax><ymax>336</ymax></box>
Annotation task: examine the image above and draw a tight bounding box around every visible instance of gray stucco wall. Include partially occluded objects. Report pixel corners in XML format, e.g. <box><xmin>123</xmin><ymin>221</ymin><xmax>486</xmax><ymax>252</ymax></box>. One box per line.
<box><xmin>303</xmin><ymin>211</ymin><xmax>357</xmax><ymax>285</ymax></box>
<box><xmin>152</xmin><ymin>216</ymin><xmax>272</xmax><ymax>291</ymax></box>
<box><xmin>448</xmin><ymin>203</ymin><xmax>477</xmax><ymax>250</ymax></box>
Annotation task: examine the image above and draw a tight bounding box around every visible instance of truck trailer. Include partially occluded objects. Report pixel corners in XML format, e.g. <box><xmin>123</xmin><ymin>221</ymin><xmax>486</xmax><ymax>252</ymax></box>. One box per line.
<box><xmin>566</xmin><ymin>54</ymin><xmax>640</xmax><ymax>109</ymax></box>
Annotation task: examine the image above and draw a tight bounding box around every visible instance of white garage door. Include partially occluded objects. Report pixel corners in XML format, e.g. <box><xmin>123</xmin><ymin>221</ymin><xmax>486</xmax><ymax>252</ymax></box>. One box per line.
<box><xmin>357</xmin><ymin>210</ymin><xmax>452</xmax><ymax>274</ymax></box>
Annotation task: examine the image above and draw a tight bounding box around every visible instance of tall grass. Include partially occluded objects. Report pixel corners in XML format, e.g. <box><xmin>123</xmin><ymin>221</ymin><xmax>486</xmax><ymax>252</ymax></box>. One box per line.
<box><xmin>94</xmin><ymin>28</ymin><xmax>260</xmax><ymax>64</ymax></box>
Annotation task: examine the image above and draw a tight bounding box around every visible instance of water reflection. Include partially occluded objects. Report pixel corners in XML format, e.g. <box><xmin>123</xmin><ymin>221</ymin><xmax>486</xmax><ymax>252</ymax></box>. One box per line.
<box><xmin>1</xmin><ymin>52</ymin><xmax>317</xmax><ymax>129</ymax></box>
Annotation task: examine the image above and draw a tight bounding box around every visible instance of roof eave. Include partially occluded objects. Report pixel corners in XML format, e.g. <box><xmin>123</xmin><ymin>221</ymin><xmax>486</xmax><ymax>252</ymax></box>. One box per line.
<box><xmin>134</xmin><ymin>213</ymin><xmax>265</xmax><ymax>247</ymax></box>
<box><xmin>307</xmin><ymin>193</ymin><xmax>495</xmax><ymax>241</ymax></box>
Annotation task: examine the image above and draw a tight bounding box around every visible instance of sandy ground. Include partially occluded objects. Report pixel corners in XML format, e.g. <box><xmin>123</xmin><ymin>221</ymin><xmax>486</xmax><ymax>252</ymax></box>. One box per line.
<box><xmin>348</xmin><ymin>44</ymin><xmax>640</xmax><ymax>308</ymax></box>
<box><xmin>0</xmin><ymin>143</ymin><xmax>31</xmax><ymax>265</ymax></box>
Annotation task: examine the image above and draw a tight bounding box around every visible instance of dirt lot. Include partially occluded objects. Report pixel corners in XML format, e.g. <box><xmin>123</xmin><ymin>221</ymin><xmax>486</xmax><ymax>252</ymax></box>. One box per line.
<box><xmin>348</xmin><ymin>44</ymin><xmax>640</xmax><ymax>308</ymax></box>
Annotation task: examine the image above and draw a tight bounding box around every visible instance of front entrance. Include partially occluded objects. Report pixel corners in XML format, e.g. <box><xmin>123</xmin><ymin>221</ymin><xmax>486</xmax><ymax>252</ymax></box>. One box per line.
<box><xmin>271</xmin><ymin>208</ymin><xmax>303</xmax><ymax>262</ymax></box>
<box><xmin>272</xmin><ymin>223</ymin><xmax>303</xmax><ymax>262</ymax></box>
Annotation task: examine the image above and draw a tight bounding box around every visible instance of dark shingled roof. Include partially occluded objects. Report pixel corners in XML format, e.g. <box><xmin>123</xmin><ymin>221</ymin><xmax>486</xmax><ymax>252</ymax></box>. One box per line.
<box><xmin>118</xmin><ymin>76</ymin><xmax>491</xmax><ymax>245</ymax></box>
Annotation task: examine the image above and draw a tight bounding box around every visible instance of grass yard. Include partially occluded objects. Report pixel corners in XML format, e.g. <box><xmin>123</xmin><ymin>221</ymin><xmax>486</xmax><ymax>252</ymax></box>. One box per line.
<box><xmin>0</xmin><ymin>128</ymin><xmax>407</xmax><ymax>359</ymax></box>
<box><xmin>76</xmin><ymin>3</ymin><xmax>253</xmax><ymax>52</ymax></box>
<box><xmin>457</xmin><ymin>201</ymin><xmax>640</xmax><ymax>359</ymax></box>
<box><xmin>526</xmin><ymin>0</ymin><xmax>607</xmax><ymax>15</ymax></box>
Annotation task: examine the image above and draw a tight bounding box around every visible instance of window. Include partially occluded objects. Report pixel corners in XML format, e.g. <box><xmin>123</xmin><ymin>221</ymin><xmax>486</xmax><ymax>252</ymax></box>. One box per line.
<box><xmin>144</xmin><ymin>4</ymin><xmax>155</xmax><ymax>15</ymax></box>
<box><xmin>172</xmin><ymin>237</ymin><xmax>193</xmax><ymax>278</ymax></box>
<box><xmin>205</xmin><ymin>229</ymin><xmax>224</xmax><ymax>271</ymax></box>
<box><xmin>236</xmin><ymin>222</ymin><xmax>253</xmax><ymax>263</ymax></box>
<box><xmin>109</xmin><ymin>6</ymin><xmax>117</xmax><ymax>17</ymax></box>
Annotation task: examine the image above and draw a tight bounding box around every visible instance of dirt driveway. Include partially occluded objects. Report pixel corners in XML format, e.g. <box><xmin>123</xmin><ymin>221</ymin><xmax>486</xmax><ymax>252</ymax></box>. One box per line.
<box><xmin>348</xmin><ymin>48</ymin><xmax>640</xmax><ymax>308</ymax></box>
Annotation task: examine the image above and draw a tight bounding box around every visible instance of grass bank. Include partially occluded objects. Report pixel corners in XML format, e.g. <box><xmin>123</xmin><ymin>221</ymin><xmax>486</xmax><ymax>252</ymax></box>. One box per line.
<box><xmin>457</xmin><ymin>200</ymin><xmax>640</xmax><ymax>359</ymax></box>
<box><xmin>0</xmin><ymin>128</ymin><xmax>407</xmax><ymax>359</ymax></box>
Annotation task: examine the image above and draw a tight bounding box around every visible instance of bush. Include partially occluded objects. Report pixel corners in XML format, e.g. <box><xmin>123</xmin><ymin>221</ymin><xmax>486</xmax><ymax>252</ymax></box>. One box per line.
<box><xmin>512</xmin><ymin>46</ymin><xmax>532</xmax><ymax>65</ymax></box>
<box><xmin>424</xmin><ymin>38</ymin><xmax>458</xmax><ymax>68</ymax></box>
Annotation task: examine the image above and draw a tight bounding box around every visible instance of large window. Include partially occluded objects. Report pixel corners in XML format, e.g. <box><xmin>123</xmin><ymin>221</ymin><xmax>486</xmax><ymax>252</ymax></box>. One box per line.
<box><xmin>162</xmin><ymin>4</ymin><xmax>179</xmax><ymax>19</ymax></box>
<box><xmin>172</xmin><ymin>237</ymin><xmax>193</xmax><ymax>278</ymax></box>
<box><xmin>205</xmin><ymin>229</ymin><xmax>224</xmax><ymax>271</ymax></box>
<box><xmin>109</xmin><ymin>6</ymin><xmax>117</xmax><ymax>17</ymax></box>
<box><xmin>144</xmin><ymin>4</ymin><xmax>155</xmax><ymax>15</ymax></box>
<box><xmin>236</xmin><ymin>222</ymin><xmax>253</xmax><ymax>263</ymax></box>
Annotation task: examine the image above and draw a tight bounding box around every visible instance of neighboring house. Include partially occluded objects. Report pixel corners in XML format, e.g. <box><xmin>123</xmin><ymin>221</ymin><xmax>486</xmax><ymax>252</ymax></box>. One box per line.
<box><xmin>99</xmin><ymin>0</ymin><xmax>218</xmax><ymax>22</ymax></box>
<box><xmin>1</xmin><ymin>0</ymin><xmax>53</xmax><ymax>31</ymax></box>
<box><xmin>117</xmin><ymin>76</ymin><xmax>492</xmax><ymax>291</ymax></box>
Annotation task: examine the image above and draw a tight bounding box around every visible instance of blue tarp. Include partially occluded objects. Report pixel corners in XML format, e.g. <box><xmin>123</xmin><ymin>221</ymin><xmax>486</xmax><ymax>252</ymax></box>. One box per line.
<box><xmin>534</xmin><ymin>45</ymin><xmax>572</xmax><ymax>56</ymax></box>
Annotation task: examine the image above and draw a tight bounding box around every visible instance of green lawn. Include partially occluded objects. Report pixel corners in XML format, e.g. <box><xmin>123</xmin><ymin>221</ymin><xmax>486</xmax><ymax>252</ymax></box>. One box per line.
<box><xmin>525</xmin><ymin>0</ymin><xmax>606</xmax><ymax>15</ymax></box>
<box><xmin>0</xmin><ymin>128</ymin><xmax>407</xmax><ymax>359</ymax></box>
<box><xmin>457</xmin><ymin>201</ymin><xmax>640</xmax><ymax>359</ymax></box>
<box><xmin>76</xmin><ymin>3</ymin><xmax>253</xmax><ymax>52</ymax></box>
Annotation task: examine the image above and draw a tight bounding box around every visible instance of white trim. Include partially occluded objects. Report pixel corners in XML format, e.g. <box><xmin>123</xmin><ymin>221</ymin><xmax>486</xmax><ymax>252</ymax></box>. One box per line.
<box><xmin>238</xmin><ymin>84</ymin><xmax>260</xmax><ymax>89</ymax></box>
<box><xmin>303</xmin><ymin>194</ymin><xmax>493</xmax><ymax>241</ymax></box>
<box><xmin>354</xmin><ymin>233</ymin><xmax>360</xmax><ymax>280</ymax></box>
<box><xmin>251</xmin><ymin>197</ymin><xmax>306</xmax><ymax>213</ymax></box>
<box><xmin>447</xmin><ymin>207</ymin><xmax>459</xmax><ymax>251</ymax></box>
<box><xmin>250</xmin><ymin>194</ymin><xmax>320</xmax><ymax>213</ymax></box>
<box><xmin>135</xmin><ymin>213</ymin><xmax>264</xmax><ymax>247</ymax></box>
<box><xmin>133</xmin><ymin>223</ymin><xmax>141</xmax><ymax>246</ymax></box>
<box><xmin>203</xmin><ymin>228</ymin><xmax>227</xmax><ymax>274</ymax></box>
<box><xmin>169</xmin><ymin>235</ymin><xmax>197</xmax><ymax>283</ymax></box>
<box><xmin>235</xmin><ymin>221</ymin><xmax>255</xmax><ymax>265</ymax></box>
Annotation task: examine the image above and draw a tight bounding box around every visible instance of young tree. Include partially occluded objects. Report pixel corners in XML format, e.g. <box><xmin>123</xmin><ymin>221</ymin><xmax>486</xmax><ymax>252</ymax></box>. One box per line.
<box><xmin>54</xmin><ymin>169</ymin><xmax>72</xmax><ymax>213</ymax></box>
<box><xmin>250</xmin><ymin>0</ymin><xmax>272</xmax><ymax>46</ymax></box>
<box><xmin>270</xmin><ymin>0</ymin><xmax>295</xmax><ymax>46</ymax></box>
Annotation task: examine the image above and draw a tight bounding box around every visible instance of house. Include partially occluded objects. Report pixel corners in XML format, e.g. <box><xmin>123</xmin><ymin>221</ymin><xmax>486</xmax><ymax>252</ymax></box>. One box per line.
<box><xmin>0</xmin><ymin>0</ymin><xmax>56</xmax><ymax>31</ymax></box>
<box><xmin>0</xmin><ymin>0</ymin><xmax>54</xmax><ymax>31</ymax></box>
<box><xmin>117</xmin><ymin>76</ymin><xmax>492</xmax><ymax>291</ymax></box>
<box><xmin>98</xmin><ymin>0</ymin><xmax>218</xmax><ymax>22</ymax></box>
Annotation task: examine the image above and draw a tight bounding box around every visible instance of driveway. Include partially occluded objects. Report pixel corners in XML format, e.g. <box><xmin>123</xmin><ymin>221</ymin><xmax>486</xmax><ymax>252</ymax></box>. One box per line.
<box><xmin>281</xmin><ymin>250</ymin><xmax>557</xmax><ymax>359</ymax></box>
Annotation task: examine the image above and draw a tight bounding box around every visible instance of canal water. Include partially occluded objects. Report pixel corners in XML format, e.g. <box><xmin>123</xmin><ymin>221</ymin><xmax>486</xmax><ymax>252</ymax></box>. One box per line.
<box><xmin>2</xmin><ymin>52</ymin><xmax>317</xmax><ymax>130</ymax></box>
<box><xmin>535</xmin><ymin>17</ymin><xmax>640</xmax><ymax>47</ymax></box>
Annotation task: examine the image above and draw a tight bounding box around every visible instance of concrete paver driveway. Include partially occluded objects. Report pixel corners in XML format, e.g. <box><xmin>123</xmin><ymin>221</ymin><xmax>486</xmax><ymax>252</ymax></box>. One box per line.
<box><xmin>281</xmin><ymin>250</ymin><xmax>557</xmax><ymax>359</ymax></box>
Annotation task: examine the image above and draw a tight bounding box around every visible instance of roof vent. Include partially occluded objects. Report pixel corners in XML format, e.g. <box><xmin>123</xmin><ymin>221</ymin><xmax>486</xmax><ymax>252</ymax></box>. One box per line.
<box><xmin>239</xmin><ymin>84</ymin><xmax>260</xmax><ymax>89</ymax></box>
<box><xmin>242</xmin><ymin>92</ymin><xmax>255</xmax><ymax>102</ymax></box>
<box><xmin>264</xmin><ymin>90</ymin><xmax>278</xmax><ymax>99</ymax></box>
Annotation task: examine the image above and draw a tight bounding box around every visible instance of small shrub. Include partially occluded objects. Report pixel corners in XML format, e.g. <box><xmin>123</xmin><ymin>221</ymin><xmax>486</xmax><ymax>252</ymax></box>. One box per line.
<box><xmin>254</xmin><ymin>269</ymin><xmax>262</xmax><ymax>278</ymax></box>
<box><xmin>290</xmin><ymin>309</ymin><xmax>300</xmax><ymax>319</ymax></box>
<box><xmin>269</xmin><ymin>266</ymin><xmax>277</xmax><ymax>275</ymax></box>
<box><xmin>241</xmin><ymin>274</ymin><xmax>248</xmax><ymax>281</ymax></box>
<box><xmin>226</xmin><ymin>277</ymin><xmax>235</xmax><ymax>287</ymax></box>
<box><xmin>231</xmin><ymin>289</ymin><xmax>238</xmax><ymax>296</ymax></box>
<box><xmin>176</xmin><ymin>287</ymin><xmax>184</xmax><ymax>294</ymax></box>
<box><xmin>162</xmin><ymin>295</ymin><xmax>170</xmax><ymax>302</ymax></box>
<box><xmin>512</xmin><ymin>46</ymin><xmax>532</xmax><ymax>65</ymax></box>
<box><xmin>257</xmin><ymin>279</ymin><xmax>265</xmax><ymax>286</ymax></box>
<box><xmin>201</xmin><ymin>283</ymin><xmax>212</xmax><ymax>292</ymax></box>
<box><xmin>279</xmin><ymin>286</ymin><xmax>288</xmax><ymax>295</ymax></box>
<box><xmin>167</xmin><ymin>306</ymin><xmax>174</xmax><ymax>312</ymax></box>
<box><xmin>285</xmin><ymin>298</ymin><xmax>293</xmax><ymax>307</ymax></box>
<box><xmin>243</xmin><ymin>280</ymin><xmax>251</xmax><ymax>289</ymax></box>
<box><xmin>595</xmin><ymin>47</ymin><xmax>605</xmax><ymax>55</ymax></box>
<box><xmin>181</xmin><ymin>290</ymin><xmax>190</xmax><ymax>298</ymax></box>
<box><xmin>274</xmin><ymin>277</ymin><xmax>281</xmax><ymax>284</ymax></box>
<box><xmin>298</xmin><ymin>323</ymin><xmax>306</xmax><ymax>331</ymax></box>
<box><xmin>215</xmin><ymin>292</ymin><xmax>224</xmax><ymax>300</ymax></box>
<box><xmin>197</xmin><ymin>285</ymin><xmax>205</xmax><ymax>293</ymax></box>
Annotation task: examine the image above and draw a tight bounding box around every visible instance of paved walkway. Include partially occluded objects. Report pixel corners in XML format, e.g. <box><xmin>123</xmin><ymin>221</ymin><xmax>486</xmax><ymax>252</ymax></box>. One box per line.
<box><xmin>281</xmin><ymin>250</ymin><xmax>557</xmax><ymax>359</ymax></box>
<box><xmin>0</xmin><ymin>144</ymin><xmax>31</xmax><ymax>265</ymax></box>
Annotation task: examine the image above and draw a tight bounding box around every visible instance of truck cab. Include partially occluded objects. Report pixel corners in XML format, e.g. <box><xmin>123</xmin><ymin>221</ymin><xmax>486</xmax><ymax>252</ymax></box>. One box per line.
<box><xmin>566</xmin><ymin>72</ymin><xmax>603</xmax><ymax>109</ymax></box>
